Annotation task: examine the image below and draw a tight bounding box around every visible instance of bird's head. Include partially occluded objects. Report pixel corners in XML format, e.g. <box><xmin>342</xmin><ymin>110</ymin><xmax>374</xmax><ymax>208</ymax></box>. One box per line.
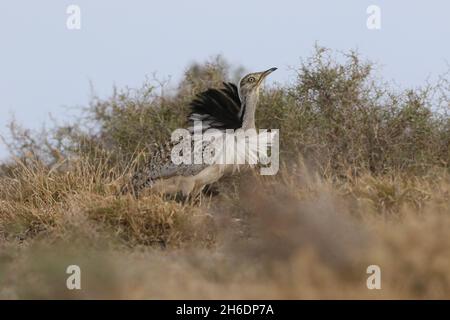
<box><xmin>238</xmin><ymin>67</ymin><xmax>277</xmax><ymax>100</ymax></box>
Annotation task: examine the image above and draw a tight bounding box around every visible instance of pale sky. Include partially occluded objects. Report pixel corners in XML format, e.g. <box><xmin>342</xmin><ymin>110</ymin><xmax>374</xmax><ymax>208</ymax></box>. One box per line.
<box><xmin>0</xmin><ymin>0</ymin><xmax>449</xmax><ymax>159</ymax></box>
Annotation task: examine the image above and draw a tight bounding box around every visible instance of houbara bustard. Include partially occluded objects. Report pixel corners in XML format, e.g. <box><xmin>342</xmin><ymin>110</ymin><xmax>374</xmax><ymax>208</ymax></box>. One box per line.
<box><xmin>128</xmin><ymin>67</ymin><xmax>277</xmax><ymax>198</ymax></box>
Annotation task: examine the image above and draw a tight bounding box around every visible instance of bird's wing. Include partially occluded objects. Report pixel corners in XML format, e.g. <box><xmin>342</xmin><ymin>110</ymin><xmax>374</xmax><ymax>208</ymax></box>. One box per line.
<box><xmin>188</xmin><ymin>82</ymin><xmax>242</xmax><ymax>132</ymax></box>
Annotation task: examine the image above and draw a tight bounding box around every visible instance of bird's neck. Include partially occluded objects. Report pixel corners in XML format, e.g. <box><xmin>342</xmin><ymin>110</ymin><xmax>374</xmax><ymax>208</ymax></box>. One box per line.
<box><xmin>240</xmin><ymin>91</ymin><xmax>259</xmax><ymax>130</ymax></box>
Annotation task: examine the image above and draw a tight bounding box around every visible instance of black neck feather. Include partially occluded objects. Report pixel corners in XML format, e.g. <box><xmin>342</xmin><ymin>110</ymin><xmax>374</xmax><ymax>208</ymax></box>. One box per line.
<box><xmin>188</xmin><ymin>82</ymin><xmax>243</xmax><ymax>132</ymax></box>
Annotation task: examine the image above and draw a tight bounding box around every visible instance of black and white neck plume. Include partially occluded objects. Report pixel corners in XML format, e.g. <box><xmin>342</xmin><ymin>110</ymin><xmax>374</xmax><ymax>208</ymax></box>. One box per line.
<box><xmin>188</xmin><ymin>67</ymin><xmax>277</xmax><ymax>133</ymax></box>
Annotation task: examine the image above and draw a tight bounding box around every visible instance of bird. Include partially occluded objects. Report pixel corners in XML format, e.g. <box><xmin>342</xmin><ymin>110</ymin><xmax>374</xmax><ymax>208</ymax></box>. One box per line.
<box><xmin>127</xmin><ymin>67</ymin><xmax>277</xmax><ymax>198</ymax></box>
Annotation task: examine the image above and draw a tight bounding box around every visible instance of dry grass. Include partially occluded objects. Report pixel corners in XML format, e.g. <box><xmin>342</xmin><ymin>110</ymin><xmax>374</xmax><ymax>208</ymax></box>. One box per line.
<box><xmin>1</xmin><ymin>48</ymin><xmax>450</xmax><ymax>299</ymax></box>
<box><xmin>0</xmin><ymin>154</ymin><xmax>214</xmax><ymax>248</ymax></box>
<box><xmin>1</xmin><ymin>155</ymin><xmax>450</xmax><ymax>299</ymax></box>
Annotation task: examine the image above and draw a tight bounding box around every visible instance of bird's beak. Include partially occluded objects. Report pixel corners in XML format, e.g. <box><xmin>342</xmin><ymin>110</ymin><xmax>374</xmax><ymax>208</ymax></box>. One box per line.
<box><xmin>258</xmin><ymin>67</ymin><xmax>277</xmax><ymax>84</ymax></box>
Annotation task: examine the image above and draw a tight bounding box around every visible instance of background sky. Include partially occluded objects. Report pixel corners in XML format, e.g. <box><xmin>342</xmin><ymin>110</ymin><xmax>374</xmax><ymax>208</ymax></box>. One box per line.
<box><xmin>0</xmin><ymin>0</ymin><xmax>449</xmax><ymax>160</ymax></box>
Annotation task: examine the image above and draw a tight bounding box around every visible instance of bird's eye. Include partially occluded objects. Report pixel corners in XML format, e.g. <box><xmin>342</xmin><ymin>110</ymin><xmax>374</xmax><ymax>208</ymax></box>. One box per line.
<box><xmin>248</xmin><ymin>77</ymin><xmax>256</xmax><ymax>83</ymax></box>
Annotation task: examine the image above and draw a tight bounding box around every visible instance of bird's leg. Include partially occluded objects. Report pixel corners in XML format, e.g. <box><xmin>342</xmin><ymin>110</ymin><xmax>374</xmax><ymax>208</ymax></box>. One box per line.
<box><xmin>133</xmin><ymin>165</ymin><xmax>224</xmax><ymax>202</ymax></box>
<box><xmin>173</xmin><ymin>165</ymin><xmax>227</xmax><ymax>203</ymax></box>
<box><xmin>180</xmin><ymin>177</ymin><xmax>196</xmax><ymax>198</ymax></box>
